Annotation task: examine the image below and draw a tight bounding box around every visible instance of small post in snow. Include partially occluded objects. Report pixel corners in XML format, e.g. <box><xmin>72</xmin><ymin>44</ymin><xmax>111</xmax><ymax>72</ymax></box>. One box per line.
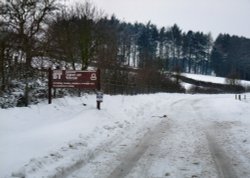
<box><xmin>96</xmin><ymin>69</ymin><xmax>102</xmax><ymax>110</ymax></box>
<box><xmin>96</xmin><ymin>91</ymin><xmax>103</xmax><ymax>110</ymax></box>
<box><xmin>48</xmin><ymin>68</ymin><xmax>52</xmax><ymax>104</ymax></box>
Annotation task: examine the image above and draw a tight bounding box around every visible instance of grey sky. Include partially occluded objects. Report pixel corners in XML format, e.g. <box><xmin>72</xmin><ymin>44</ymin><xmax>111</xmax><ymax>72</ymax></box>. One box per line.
<box><xmin>69</xmin><ymin>0</ymin><xmax>250</xmax><ymax>39</ymax></box>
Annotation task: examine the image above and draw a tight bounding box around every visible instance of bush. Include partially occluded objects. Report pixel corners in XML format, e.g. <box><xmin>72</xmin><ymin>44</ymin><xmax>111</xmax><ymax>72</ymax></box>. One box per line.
<box><xmin>187</xmin><ymin>85</ymin><xmax>223</xmax><ymax>94</ymax></box>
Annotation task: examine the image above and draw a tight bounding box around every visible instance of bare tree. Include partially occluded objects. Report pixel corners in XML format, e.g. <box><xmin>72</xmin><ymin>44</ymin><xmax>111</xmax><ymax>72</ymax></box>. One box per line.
<box><xmin>46</xmin><ymin>1</ymin><xmax>102</xmax><ymax>70</ymax></box>
<box><xmin>0</xmin><ymin>0</ymin><xmax>59</xmax><ymax>69</ymax></box>
<box><xmin>71</xmin><ymin>1</ymin><xmax>103</xmax><ymax>70</ymax></box>
<box><xmin>0</xmin><ymin>32</ymin><xmax>8</xmax><ymax>92</ymax></box>
<box><xmin>0</xmin><ymin>0</ymin><xmax>59</xmax><ymax>104</ymax></box>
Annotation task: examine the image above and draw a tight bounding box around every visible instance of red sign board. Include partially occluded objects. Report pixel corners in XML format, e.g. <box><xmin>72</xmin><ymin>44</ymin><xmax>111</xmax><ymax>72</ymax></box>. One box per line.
<box><xmin>51</xmin><ymin>70</ymin><xmax>98</xmax><ymax>89</ymax></box>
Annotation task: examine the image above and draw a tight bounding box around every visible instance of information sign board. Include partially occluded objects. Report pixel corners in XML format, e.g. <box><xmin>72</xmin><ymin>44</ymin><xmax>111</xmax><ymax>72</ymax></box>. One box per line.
<box><xmin>52</xmin><ymin>70</ymin><xmax>98</xmax><ymax>89</ymax></box>
<box><xmin>48</xmin><ymin>68</ymin><xmax>101</xmax><ymax>109</ymax></box>
<box><xmin>96</xmin><ymin>91</ymin><xmax>103</xmax><ymax>102</ymax></box>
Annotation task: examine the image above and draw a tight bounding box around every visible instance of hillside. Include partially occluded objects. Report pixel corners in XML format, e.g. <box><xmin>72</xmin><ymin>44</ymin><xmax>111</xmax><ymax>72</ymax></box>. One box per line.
<box><xmin>178</xmin><ymin>73</ymin><xmax>250</xmax><ymax>93</ymax></box>
<box><xmin>183</xmin><ymin>73</ymin><xmax>250</xmax><ymax>86</ymax></box>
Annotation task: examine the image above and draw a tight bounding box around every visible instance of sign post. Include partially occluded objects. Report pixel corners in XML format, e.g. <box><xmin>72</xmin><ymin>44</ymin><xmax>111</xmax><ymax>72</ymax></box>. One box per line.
<box><xmin>48</xmin><ymin>68</ymin><xmax>52</xmax><ymax>104</ymax></box>
<box><xmin>96</xmin><ymin>91</ymin><xmax>103</xmax><ymax>110</ymax></box>
<box><xmin>48</xmin><ymin>68</ymin><xmax>101</xmax><ymax>109</ymax></box>
<box><xmin>96</xmin><ymin>69</ymin><xmax>102</xmax><ymax>110</ymax></box>
<box><xmin>51</xmin><ymin>70</ymin><xmax>98</xmax><ymax>89</ymax></box>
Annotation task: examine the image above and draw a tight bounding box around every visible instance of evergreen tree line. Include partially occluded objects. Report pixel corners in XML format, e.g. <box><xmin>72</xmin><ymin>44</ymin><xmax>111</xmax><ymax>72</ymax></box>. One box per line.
<box><xmin>211</xmin><ymin>34</ymin><xmax>250</xmax><ymax>81</ymax></box>
<box><xmin>1</xmin><ymin>0</ymin><xmax>250</xmax><ymax>97</ymax></box>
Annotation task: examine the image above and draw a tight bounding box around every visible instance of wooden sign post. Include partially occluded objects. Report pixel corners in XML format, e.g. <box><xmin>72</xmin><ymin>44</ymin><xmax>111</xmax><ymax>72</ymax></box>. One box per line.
<box><xmin>48</xmin><ymin>68</ymin><xmax>102</xmax><ymax>109</ymax></box>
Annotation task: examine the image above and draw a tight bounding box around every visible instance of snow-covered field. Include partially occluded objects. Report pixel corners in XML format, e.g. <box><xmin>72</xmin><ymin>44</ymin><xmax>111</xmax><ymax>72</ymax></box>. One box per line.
<box><xmin>180</xmin><ymin>73</ymin><xmax>250</xmax><ymax>91</ymax></box>
<box><xmin>1</xmin><ymin>92</ymin><xmax>250</xmax><ymax>178</ymax></box>
<box><xmin>183</xmin><ymin>73</ymin><xmax>250</xmax><ymax>86</ymax></box>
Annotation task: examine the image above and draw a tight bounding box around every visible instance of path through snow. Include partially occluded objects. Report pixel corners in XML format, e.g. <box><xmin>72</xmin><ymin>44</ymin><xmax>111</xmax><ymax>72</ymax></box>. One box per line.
<box><xmin>1</xmin><ymin>94</ymin><xmax>250</xmax><ymax>178</ymax></box>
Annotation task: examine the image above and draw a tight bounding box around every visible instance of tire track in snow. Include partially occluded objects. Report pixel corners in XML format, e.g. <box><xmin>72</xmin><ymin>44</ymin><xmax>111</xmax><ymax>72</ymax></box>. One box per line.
<box><xmin>66</xmin><ymin>116</ymin><xmax>170</xmax><ymax>177</ymax></box>
<box><xmin>206</xmin><ymin>133</ymin><xmax>238</xmax><ymax>178</ymax></box>
<box><xmin>167</xmin><ymin>97</ymin><xmax>219</xmax><ymax>177</ymax></box>
<box><xmin>190</xmin><ymin>97</ymin><xmax>240</xmax><ymax>178</ymax></box>
<box><xmin>206</xmin><ymin>120</ymin><xmax>250</xmax><ymax>178</ymax></box>
<box><xmin>106</xmin><ymin>119</ymin><xmax>170</xmax><ymax>178</ymax></box>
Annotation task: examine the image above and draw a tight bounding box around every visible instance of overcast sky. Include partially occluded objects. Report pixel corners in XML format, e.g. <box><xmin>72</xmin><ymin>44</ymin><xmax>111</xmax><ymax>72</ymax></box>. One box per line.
<box><xmin>68</xmin><ymin>0</ymin><xmax>250</xmax><ymax>39</ymax></box>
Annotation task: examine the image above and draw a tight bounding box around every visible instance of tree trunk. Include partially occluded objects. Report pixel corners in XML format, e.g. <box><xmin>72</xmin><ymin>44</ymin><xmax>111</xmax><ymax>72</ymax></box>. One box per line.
<box><xmin>0</xmin><ymin>42</ymin><xmax>5</xmax><ymax>91</ymax></box>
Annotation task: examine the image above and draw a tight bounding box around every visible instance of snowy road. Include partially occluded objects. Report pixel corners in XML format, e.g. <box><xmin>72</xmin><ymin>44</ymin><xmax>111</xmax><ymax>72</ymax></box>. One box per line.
<box><xmin>1</xmin><ymin>94</ymin><xmax>250</xmax><ymax>178</ymax></box>
<box><xmin>66</xmin><ymin>95</ymin><xmax>250</xmax><ymax>178</ymax></box>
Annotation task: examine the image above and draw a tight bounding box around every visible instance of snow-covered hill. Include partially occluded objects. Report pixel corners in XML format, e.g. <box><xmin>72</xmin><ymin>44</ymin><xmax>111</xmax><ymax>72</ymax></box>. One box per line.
<box><xmin>180</xmin><ymin>73</ymin><xmax>250</xmax><ymax>90</ymax></box>
<box><xmin>183</xmin><ymin>73</ymin><xmax>250</xmax><ymax>85</ymax></box>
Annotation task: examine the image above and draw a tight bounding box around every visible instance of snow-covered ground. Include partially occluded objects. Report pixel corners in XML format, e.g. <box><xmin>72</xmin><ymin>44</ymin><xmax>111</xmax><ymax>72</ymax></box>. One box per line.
<box><xmin>1</xmin><ymin>92</ymin><xmax>250</xmax><ymax>178</ymax></box>
<box><xmin>183</xmin><ymin>73</ymin><xmax>250</xmax><ymax>86</ymax></box>
<box><xmin>180</xmin><ymin>73</ymin><xmax>250</xmax><ymax>91</ymax></box>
